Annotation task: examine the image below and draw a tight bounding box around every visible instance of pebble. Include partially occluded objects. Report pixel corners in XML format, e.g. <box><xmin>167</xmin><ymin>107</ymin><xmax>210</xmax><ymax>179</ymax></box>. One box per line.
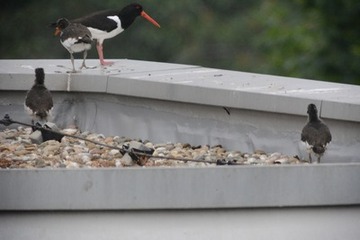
<box><xmin>109</xmin><ymin>149</ymin><xmax>120</xmax><ymax>156</ymax></box>
<box><xmin>120</xmin><ymin>153</ymin><xmax>135</xmax><ymax>166</ymax></box>
<box><xmin>0</xmin><ymin>127</ymin><xmax>308</xmax><ymax>169</ymax></box>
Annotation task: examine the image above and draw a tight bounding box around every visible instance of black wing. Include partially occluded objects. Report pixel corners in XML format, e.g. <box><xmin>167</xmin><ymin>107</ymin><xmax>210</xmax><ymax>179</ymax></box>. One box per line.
<box><xmin>73</xmin><ymin>9</ymin><xmax>120</xmax><ymax>33</ymax></box>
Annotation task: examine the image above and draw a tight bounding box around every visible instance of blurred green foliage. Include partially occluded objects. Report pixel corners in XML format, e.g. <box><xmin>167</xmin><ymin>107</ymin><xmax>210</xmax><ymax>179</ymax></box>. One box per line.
<box><xmin>1</xmin><ymin>0</ymin><xmax>359</xmax><ymax>84</ymax></box>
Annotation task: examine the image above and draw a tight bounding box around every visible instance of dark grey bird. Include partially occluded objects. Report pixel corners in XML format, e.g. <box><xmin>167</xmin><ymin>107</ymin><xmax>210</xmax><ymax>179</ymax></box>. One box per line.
<box><xmin>52</xmin><ymin>18</ymin><xmax>93</xmax><ymax>73</ymax></box>
<box><xmin>301</xmin><ymin>103</ymin><xmax>332</xmax><ymax>163</ymax></box>
<box><xmin>24</xmin><ymin>68</ymin><xmax>53</xmax><ymax>125</ymax></box>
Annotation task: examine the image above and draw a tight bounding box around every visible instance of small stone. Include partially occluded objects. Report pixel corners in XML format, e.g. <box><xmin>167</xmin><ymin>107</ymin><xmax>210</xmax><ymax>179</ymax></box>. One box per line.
<box><xmin>145</xmin><ymin>142</ymin><xmax>154</xmax><ymax>148</ymax></box>
<box><xmin>120</xmin><ymin>153</ymin><xmax>135</xmax><ymax>166</ymax></box>
<box><xmin>211</xmin><ymin>144</ymin><xmax>223</xmax><ymax>148</ymax></box>
<box><xmin>59</xmin><ymin>163</ymin><xmax>67</xmax><ymax>168</ymax></box>
<box><xmin>109</xmin><ymin>149</ymin><xmax>121</xmax><ymax>157</ymax></box>
<box><xmin>254</xmin><ymin>149</ymin><xmax>266</xmax><ymax>155</ymax></box>
<box><xmin>127</xmin><ymin>141</ymin><xmax>145</xmax><ymax>150</ymax></box>
<box><xmin>205</xmin><ymin>155</ymin><xmax>217</xmax><ymax>162</ymax></box>
<box><xmin>86</xmin><ymin>142</ymin><xmax>97</xmax><ymax>150</ymax></box>
<box><xmin>80</xmin><ymin>153</ymin><xmax>91</xmax><ymax>163</ymax></box>
<box><xmin>14</xmin><ymin>149</ymin><xmax>29</xmax><ymax>156</ymax></box>
<box><xmin>30</xmin><ymin>130</ymin><xmax>43</xmax><ymax>144</ymax></box>
<box><xmin>154</xmin><ymin>143</ymin><xmax>167</xmax><ymax>148</ymax></box>
<box><xmin>155</xmin><ymin>147</ymin><xmax>166</xmax><ymax>153</ymax></box>
<box><xmin>89</xmin><ymin>148</ymin><xmax>103</xmax><ymax>155</ymax></box>
<box><xmin>90</xmin><ymin>159</ymin><xmax>115</xmax><ymax>168</ymax></box>
<box><xmin>15</xmin><ymin>145</ymin><xmax>25</xmax><ymax>151</ymax></box>
<box><xmin>35</xmin><ymin>159</ymin><xmax>46</xmax><ymax>168</ymax></box>
<box><xmin>274</xmin><ymin>158</ymin><xmax>289</xmax><ymax>164</ymax></box>
<box><xmin>191</xmin><ymin>145</ymin><xmax>202</xmax><ymax>150</ymax></box>
<box><xmin>270</xmin><ymin>152</ymin><xmax>282</xmax><ymax>158</ymax></box>
<box><xmin>20</xmin><ymin>139</ymin><xmax>32</xmax><ymax>145</ymax></box>
<box><xmin>259</xmin><ymin>155</ymin><xmax>267</xmax><ymax>161</ymax></box>
<box><xmin>65</xmin><ymin>161</ymin><xmax>79</xmax><ymax>169</ymax></box>
<box><xmin>194</xmin><ymin>154</ymin><xmax>205</xmax><ymax>161</ymax></box>
<box><xmin>288</xmin><ymin>157</ymin><xmax>300</xmax><ymax>164</ymax></box>
<box><xmin>4</xmin><ymin>131</ymin><xmax>18</xmax><ymax>139</ymax></box>
<box><xmin>247</xmin><ymin>157</ymin><xmax>258</xmax><ymax>164</ymax></box>
<box><xmin>114</xmin><ymin>136</ymin><xmax>131</xmax><ymax>144</ymax></box>
<box><xmin>115</xmin><ymin>159</ymin><xmax>123</xmax><ymax>167</ymax></box>
<box><xmin>104</xmin><ymin>137</ymin><xmax>114</xmax><ymax>144</ymax></box>
<box><xmin>0</xmin><ymin>159</ymin><xmax>12</xmax><ymax>168</ymax></box>
<box><xmin>24</xmin><ymin>144</ymin><xmax>37</xmax><ymax>151</ymax></box>
<box><xmin>62</xmin><ymin>128</ymin><xmax>78</xmax><ymax>135</ymax></box>
<box><xmin>165</xmin><ymin>144</ymin><xmax>175</xmax><ymax>151</ymax></box>
<box><xmin>182</xmin><ymin>143</ymin><xmax>191</xmax><ymax>148</ymax></box>
<box><xmin>42</xmin><ymin>141</ymin><xmax>61</xmax><ymax>156</ymax></box>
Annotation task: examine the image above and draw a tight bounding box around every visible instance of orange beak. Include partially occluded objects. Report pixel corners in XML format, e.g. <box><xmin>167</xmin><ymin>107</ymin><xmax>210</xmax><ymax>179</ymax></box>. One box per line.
<box><xmin>141</xmin><ymin>11</ymin><xmax>161</xmax><ymax>28</ymax></box>
<box><xmin>54</xmin><ymin>27</ymin><xmax>61</xmax><ymax>36</ymax></box>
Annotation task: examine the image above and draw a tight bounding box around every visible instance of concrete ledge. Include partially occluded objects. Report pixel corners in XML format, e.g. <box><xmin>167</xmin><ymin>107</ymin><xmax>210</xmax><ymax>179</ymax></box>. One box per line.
<box><xmin>1</xmin><ymin>59</ymin><xmax>360</xmax><ymax>122</ymax></box>
<box><xmin>1</xmin><ymin>164</ymin><xmax>359</xmax><ymax>210</ymax></box>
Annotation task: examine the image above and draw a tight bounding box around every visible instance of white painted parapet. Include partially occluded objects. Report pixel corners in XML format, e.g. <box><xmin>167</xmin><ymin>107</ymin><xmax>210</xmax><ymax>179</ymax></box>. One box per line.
<box><xmin>1</xmin><ymin>59</ymin><xmax>360</xmax><ymax>121</ymax></box>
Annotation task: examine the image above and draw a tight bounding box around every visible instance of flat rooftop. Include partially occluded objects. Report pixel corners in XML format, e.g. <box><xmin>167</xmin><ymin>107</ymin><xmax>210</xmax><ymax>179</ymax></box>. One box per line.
<box><xmin>1</xmin><ymin>59</ymin><xmax>360</xmax><ymax>239</ymax></box>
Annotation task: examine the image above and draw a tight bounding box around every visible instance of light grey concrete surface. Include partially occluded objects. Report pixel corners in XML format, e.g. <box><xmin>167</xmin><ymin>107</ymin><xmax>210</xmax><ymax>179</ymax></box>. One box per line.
<box><xmin>1</xmin><ymin>164</ymin><xmax>360</xmax><ymax>210</ymax></box>
<box><xmin>1</xmin><ymin>59</ymin><xmax>360</xmax><ymax>121</ymax></box>
<box><xmin>1</xmin><ymin>207</ymin><xmax>360</xmax><ymax>240</ymax></box>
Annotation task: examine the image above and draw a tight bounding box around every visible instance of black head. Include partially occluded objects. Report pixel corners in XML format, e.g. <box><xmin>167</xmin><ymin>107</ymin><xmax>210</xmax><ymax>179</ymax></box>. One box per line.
<box><xmin>307</xmin><ymin>103</ymin><xmax>317</xmax><ymax>115</ymax></box>
<box><xmin>119</xmin><ymin>3</ymin><xmax>160</xmax><ymax>29</ymax></box>
<box><xmin>51</xmin><ymin>18</ymin><xmax>71</xmax><ymax>36</ymax></box>
<box><xmin>312</xmin><ymin>145</ymin><xmax>326</xmax><ymax>155</ymax></box>
<box><xmin>307</xmin><ymin>103</ymin><xmax>319</xmax><ymax>121</ymax></box>
<box><xmin>35</xmin><ymin>68</ymin><xmax>45</xmax><ymax>85</ymax></box>
<box><xmin>52</xmin><ymin>18</ymin><xmax>70</xmax><ymax>29</ymax></box>
<box><xmin>119</xmin><ymin>3</ymin><xmax>143</xmax><ymax>29</ymax></box>
<box><xmin>123</xmin><ymin>3</ymin><xmax>143</xmax><ymax>16</ymax></box>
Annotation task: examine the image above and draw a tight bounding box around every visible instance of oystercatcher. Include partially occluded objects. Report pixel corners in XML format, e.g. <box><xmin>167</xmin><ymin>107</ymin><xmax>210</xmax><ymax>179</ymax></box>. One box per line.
<box><xmin>52</xmin><ymin>18</ymin><xmax>93</xmax><ymax>73</ymax></box>
<box><xmin>72</xmin><ymin>3</ymin><xmax>161</xmax><ymax>65</ymax></box>
<box><xmin>301</xmin><ymin>103</ymin><xmax>332</xmax><ymax>163</ymax></box>
<box><xmin>25</xmin><ymin>68</ymin><xmax>53</xmax><ymax>125</ymax></box>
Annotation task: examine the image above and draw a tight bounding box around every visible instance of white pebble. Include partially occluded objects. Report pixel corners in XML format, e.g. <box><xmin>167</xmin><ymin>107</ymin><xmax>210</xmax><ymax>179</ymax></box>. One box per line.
<box><xmin>109</xmin><ymin>149</ymin><xmax>120</xmax><ymax>156</ymax></box>
<box><xmin>66</xmin><ymin>162</ymin><xmax>79</xmax><ymax>169</ymax></box>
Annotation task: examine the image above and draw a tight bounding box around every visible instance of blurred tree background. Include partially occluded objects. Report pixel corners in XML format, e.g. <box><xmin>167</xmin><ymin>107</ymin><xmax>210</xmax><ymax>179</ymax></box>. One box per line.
<box><xmin>1</xmin><ymin>0</ymin><xmax>359</xmax><ymax>84</ymax></box>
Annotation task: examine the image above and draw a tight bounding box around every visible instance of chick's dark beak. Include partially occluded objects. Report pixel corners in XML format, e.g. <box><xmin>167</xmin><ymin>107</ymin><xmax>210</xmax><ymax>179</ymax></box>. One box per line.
<box><xmin>54</xmin><ymin>27</ymin><xmax>61</xmax><ymax>36</ymax></box>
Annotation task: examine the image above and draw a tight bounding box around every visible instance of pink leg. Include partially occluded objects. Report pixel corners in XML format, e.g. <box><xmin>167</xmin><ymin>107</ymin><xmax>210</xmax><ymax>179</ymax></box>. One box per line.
<box><xmin>96</xmin><ymin>42</ymin><xmax>114</xmax><ymax>66</ymax></box>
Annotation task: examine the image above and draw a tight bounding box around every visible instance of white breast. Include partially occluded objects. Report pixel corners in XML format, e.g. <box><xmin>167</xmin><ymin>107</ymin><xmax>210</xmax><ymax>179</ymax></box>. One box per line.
<box><xmin>61</xmin><ymin>38</ymin><xmax>91</xmax><ymax>53</ymax></box>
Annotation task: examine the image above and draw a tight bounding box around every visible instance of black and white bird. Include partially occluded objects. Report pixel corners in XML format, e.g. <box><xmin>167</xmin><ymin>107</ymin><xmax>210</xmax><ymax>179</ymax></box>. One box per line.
<box><xmin>301</xmin><ymin>103</ymin><xmax>332</xmax><ymax>163</ymax></box>
<box><xmin>25</xmin><ymin>68</ymin><xmax>53</xmax><ymax>125</ymax></box>
<box><xmin>72</xmin><ymin>3</ymin><xmax>160</xmax><ymax>66</ymax></box>
<box><xmin>52</xmin><ymin>18</ymin><xmax>93</xmax><ymax>73</ymax></box>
